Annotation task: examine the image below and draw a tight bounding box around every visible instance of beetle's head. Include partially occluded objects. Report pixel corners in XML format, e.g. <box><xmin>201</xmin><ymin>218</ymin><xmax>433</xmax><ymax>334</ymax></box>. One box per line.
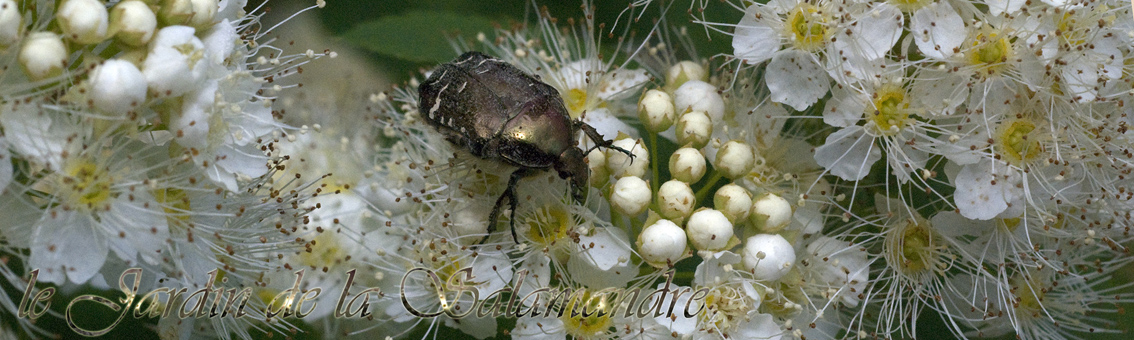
<box><xmin>555</xmin><ymin>147</ymin><xmax>588</xmax><ymax>203</ymax></box>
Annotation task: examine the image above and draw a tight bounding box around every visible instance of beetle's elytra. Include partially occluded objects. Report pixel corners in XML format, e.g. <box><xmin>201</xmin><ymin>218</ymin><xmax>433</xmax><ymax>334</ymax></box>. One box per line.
<box><xmin>418</xmin><ymin>51</ymin><xmax>632</xmax><ymax>244</ymax></box>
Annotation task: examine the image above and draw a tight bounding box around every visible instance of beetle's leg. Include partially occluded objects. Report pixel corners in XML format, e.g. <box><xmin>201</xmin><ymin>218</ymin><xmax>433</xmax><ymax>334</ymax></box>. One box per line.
<box><xmin>577</xmin><ymin>121</ymin><xmax>635</xmax><ymax>163</ymax></box>
<box><xmin>485</xmin><ymin>168</ymin><xmax>533</xmax><ymax>244</ymax></box>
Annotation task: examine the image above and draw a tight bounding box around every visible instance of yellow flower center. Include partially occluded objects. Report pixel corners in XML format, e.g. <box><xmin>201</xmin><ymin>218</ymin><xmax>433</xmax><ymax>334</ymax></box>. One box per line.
<box><xmin>153</xmin><ymin>188</ymin><xmax>191</xmax><ymax>226</ymax></box>
<box><xmin>298</xmin><ymin>231</ymin><xmax>346</xmax><ymax>269</ymax></box>
<box><xmin>525</xmin><ymin>205</ymin><xmax>573</xmax><ymax>247</ymax></box>
<box><xmin>564</xmin><ymin>88</ymin><xmax>588</xmax><ymax>119</ymax></box>
<box><xmin>887</xmin><ymin>0</ymin><xmax>931</xmax><ymax>12</ymax></box>
<box><xmin>868</xmin><ymin>84</ymin><xmax>911</xmax><ymax>135</ymax></box>
<box><xmin>59</xmin><ymin>159</ymin><xmax>114</xmax><ymax>210</ymax></box>
<box><xmin>560</xmin><ymin>291</ymin><xmax>615</xmax><ymax>339</ymax></box>
<box><xmin>995</xmin><ymin>118</ymin><xmax>1042</xmax><ymax>165</ymax></box>
<box><xmin>885</xmin><ymin>218</ymin><xmax>942</xmax><ymax>277</ymax></box>
<box><xmin>965</xmin><ymin>30</ymin><xmax>1013</xmax><ymax>77</ymax></box>
<box><xmin>700</xmin><ymin>286</ymin><xmax>750</xmax><ymax>332</ymax></box>
<box><xmin>785</xmin><ymin>3</ymin><xmax>829</xmax><ymax>52</ymax></box>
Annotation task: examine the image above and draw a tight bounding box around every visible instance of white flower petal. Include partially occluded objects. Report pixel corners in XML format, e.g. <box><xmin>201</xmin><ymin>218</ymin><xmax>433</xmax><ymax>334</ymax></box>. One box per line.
<box><xmin>30</xmin><ymin>210</ymin><xmax>108</xmax><ymax>284</ymax></box>
<box><xmin>954</xmin><ymin>162</ymin><xmax>1008</xmax><ymax>220</ymax></box>
<box><xmin>598</xmin><ymin>68</ymin><xmax>649</xmax><ymax>101</ymax></box>
<box><xmin>0</xmin><ymin>137</ymin><xmax>10</xmax><ymax>194</ymax></box>
<box><xmin>733</xmin><ymin>4</ymin><xmax>781</xmax><ymax>64</ymax></box>
<box><xmin>736</xmin><ymin>313</ymin><xmax>783</xmax><ymax>340</ymax></box>
<box><xmin>104</xmin><ymin>192</ymin><xmax>170</xmax><ymax>265</ymax></box>
<box><xmin>911</xmin><ymin>3</ymin><xmax>965</xmax><ymax>60</ymax></box>
<box><xmin>986</xmin><ymin>0</ymin><xmax>1026</xmax><ymax>16</ymax></box>
<box><xmin>766</xmin><ymin>50</ymin><xmax>829</xmax><ymax>111</ymax></box>
<box><xmin>581</xmin><ymin>107</ymin><xmax>637</xmax><ymax>143</ymax></box>
<box><xmin>814</xmin><ymin>126</ymin><xmax>881</xmax><ymax>181</ymax></box>
<box><xmin>849</xmin><ymin>4</ymin><xmax>903</xmax><ymax>61</ymax></box>
<box><xmin>822</xmin><ymin>85</ymin><xmax>866</xmax><ymax>127</ymax></box>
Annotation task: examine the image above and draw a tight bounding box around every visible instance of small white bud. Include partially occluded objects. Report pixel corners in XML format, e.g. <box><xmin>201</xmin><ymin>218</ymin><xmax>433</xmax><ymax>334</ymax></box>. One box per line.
<box><xmin>668</xmin><ymin>147</ymin><xmax>706</xmax><ymax>183</ymax></box>
<box><xmin>714</xmin><ymin>140</ymin><xmax>756</xmax><ymax>179</ymax></box>
<box><xmin>638</xmin><ymin>89</ymin><xmax>675</xmax><ymax>132</ymax></box>
<box><xmin>610</xmin><ymin>176</ymin><xmax>651</xmax><ymax>216</ymax></box>
<box><xmin>89</xmin><ymin>59</ymin><xmax>148</xmax><ymax>114</ymax></box>
<box><xmin>743</xmin><ymin>234</ymin><xmax>796</xmax><ymax>281</ymax></box>
<box><xmin>143</xmin><ymin>26</ymin><xmax>205</xmax><ymax>97</ymax></box>
<box><xmin>58</xmin><ymin>0</ymin><xmax>109</xmax><ymax>44</ymax></box>
<box><xmin>676</xmin><ymin>111</ymin><xmax>712</xmax><ymax>149</ymax></box>
<box><xmin>19</xmin><ymin>32</ymin><xmax>68</xmax><ymax>81</ymax></box>
<box><xmin>160</xmin><ymin>0</ymin><xmax>218</xmax><ymax>30</ymax></box>
<box><xmin>606</xmin><ymin>137</ymin><xmax>649</xmax><ymax>178</ymax></box>
<box><xmin>657</xmin><ymin>180</ymin><xmax>695</xmax><ymax>223</ymax></box>
<box><xmin>673</xmin><ymin>80</ymin><xmax>724</xmax><ymax>122</ymax></box>
<box><xmin>714</xmin><ymin>184</ymin><xmax>752</xmax><ymax>223</ymax></box>
<box><xmin>109</xmin><ymin>0</ymin><xmax>156</xmax><ymax>46</ymax></box>
<box><xmin>750</xmin><ymin>193</ymin><xmax>792</xmax><ymax>232</ymax></box>
<box><xmin>665</xmin><ymin>61</ymin><xmax>707</xmax><ymax>92</ymax></box>
<box><xmin>0</xmin><ymin>0</ymin><xmax>23</xmax><ymax>47</ymax></box>
<box><xmin>686</xmin><ymin>209</ymin><xmax>734</xmax><ymax>251</ymax></box>
<box><xmin>637</xmin><ymin>219</ymin><xmax>687</xmax><ymax>267</ymax></box>
<box><xmin>586</xmin><ymin>149</ymin><xmax>608</xmax><ymax>187</ymax></box>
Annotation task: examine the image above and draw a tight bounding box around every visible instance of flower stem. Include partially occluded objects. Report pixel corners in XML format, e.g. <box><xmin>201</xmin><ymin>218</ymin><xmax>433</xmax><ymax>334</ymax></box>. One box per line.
<box><xmin>694</xmin><ymin>171</ymin><xmax>725</xmax><ymax>204</ymax></box>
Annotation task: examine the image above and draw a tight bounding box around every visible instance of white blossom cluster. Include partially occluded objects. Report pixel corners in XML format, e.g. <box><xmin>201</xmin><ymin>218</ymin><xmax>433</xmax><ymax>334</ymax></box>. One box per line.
<box><xmin>338</xmin><ymin>0</ymin><xmax>1134</xmax><ymax>339</ymax></box>
<box><xmin>0</xmin><ymin>0</ymin><xmax>330</xmax><ymax>337</ymax></box>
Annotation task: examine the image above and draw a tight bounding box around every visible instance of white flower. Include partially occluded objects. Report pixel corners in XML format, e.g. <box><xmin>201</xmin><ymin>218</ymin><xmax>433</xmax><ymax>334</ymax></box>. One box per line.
<box><xmin>143</xmin><ymin>25</ymin><xmax>206</xmax><ymax>97</ymax></box>
<box><xmin>909</xmin><ymin>2</ymin><xmax>965</xmax><ymax>60</ymax></box>
<box><xmin>18</xmin><ymin>32</ymin><xmax>67</xmax><ymax>81</ymax></box>
<box><xmin>109</xmin><ymin>0</ymin><xmax>157</xmax><ymax>46</ymax></box>
<box><xmin>952</xmin><ymin>159</ymin><xmax>1023</xmax><ymax>220</ymax></box>
<box><xmin>675</xmin><ymin>110</ymin><xmax>712</xmax><ymax>149</ymax></box>
<box><xmin>742</xmin><ymin>234</ymin><xmax>795</xmax><ymax>282</ymax></box>
<box><xmin>749</xmin><ymin>193</ymin><xmax>792</xmax><ymax>233</ymax></box>
<box><xmin>657</xmin><ymin>180</ymin><xmax>695</xmax><ymax>222</ymax></box>
<box><xmin>713</xmin><ymin>184</ymin><xmax>751</xmax><ymax>223</ymax></box>
<box><xmin>88</xmin><ymin>59</ymin><xmax>148</xmax><ymax>114</ymax></box>
<box><xmin>686</xmin><ymin>209</ymin><xmax>734</xmax><ymax>252</ymax></box>
<box><xmin>637</xmin><ymin>219</ymin><xmax>688</xmax><ymax>267</ymax></box>
<box><xmin>57</xmin><ymin>0</ymin><xmax>108</xmax><ymax>44</ymax></box>
<box><xmin>714</xmin><ymin>140</ymin><xmax>755</xmax><ymax>179</ymax></box>
<box><xmin>0</xmin><ymin>0</ymin><xmax>22</xmax><ymax>47</ymax></box>
<box><xmin>610</xmin><ymin>175</ymin><xmax>651</xmax><ymax>216</ymax></box>
<box><xmin>638</xmin><ymin>89</ymin><xmax>675</xmax><ymax>132</ymax></box>
<box><xmin>669</xmin><ymin>147</ymin><xmax>706</xmax><ymax>183</ymax></box>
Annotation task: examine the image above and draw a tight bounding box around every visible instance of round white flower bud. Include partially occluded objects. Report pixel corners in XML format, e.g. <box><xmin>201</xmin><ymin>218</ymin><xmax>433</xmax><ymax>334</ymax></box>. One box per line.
<box><xmin>657</xmin><ymin>180</ymin><xmax>695</xmax><ymax>222</ymax></box>
<box><xmin>606</xmin><ymin>137</ymin><xmax>649</xmax><ymax>178</ymax></box>
<box><xmin>586</xmin><ymin>149</ymin><xmax>608</xmax><ymax>187</ymax></box>
<box><xmin>665</xmin><ymin>61</ymin><xmax>707</xmax><ymax>92</ymax></box>
<box><xmin>673</xmin><ymin>80</ymin><xmax>724</xmax><ymax>122</ymax></box>
<box><xmin>143</xmin><ymin>26</ymin><xmax>205</xmax><ymax>97</ymax></box>
<box><xmin>676</xmin><ymin>111</ymin><xmax>712</xmax><ymax>149</ymax></box>
<box><xmin>58</xmin><ymin>0</ymin><xmax>109</xmax><ymax>44</ymax></box>
<box><xmin>714</xmin><ymin>140</ymin><xmax>756</xmax><ymax>179</ymax></box>
<box><xmin>109</xmin><ymin>0</ymin><xmax>157</xmax><ymax>46</ymax></box>
<box><xmin>714</xmin><ymin>184</ymin><xmax>751</xmax><ymax>223</ymax></box>
<box><xmin>637</xmin><ymin>219</ymin><xmax>687</xmax><ymax>267</ymax></box>
<box><xmin>750</xmin><ymin>193</ymin><xmax>792</xmax><ymax>232</ymax></box>
<box><xmin>638</xmin><ymin>89</ymin><xmax>675</xmax><ymax>132</ymax></box>
<box><xmin>19</xmin><ymin>32</ymin><xmax>68</xmax><ymax>81</ymax></box>
<box><xmin>0</xmin><ymin>0</ymin><xmax>23</xmax><ymax>47</ymax></box>
<box><xmin>743</xmin><ymin>234</ymin><xmax>796</xmax><ymax>281</ymax></box>
<box><xmin>686</xmin><ymin>209</ymin><xmax>734</xmax><ymax>252</ymax></box>
<box><xmin>89</xmin><ymin>59</ymin><xmax>148</xmax><ymax>114</ymax></box>
<box><xmin>668</xmin><ymin>147</ymin><xmax>706</xmax><ymax>183</ymax></box>
<box><xmin>159</xmin><ymin>0</ymin><xmax>218</xmax><ymax>30</ymax></box>
<box><xmin>610</xmin><ymin>176</ymin><xmax>651</xmax><ymax>216</ymax></box>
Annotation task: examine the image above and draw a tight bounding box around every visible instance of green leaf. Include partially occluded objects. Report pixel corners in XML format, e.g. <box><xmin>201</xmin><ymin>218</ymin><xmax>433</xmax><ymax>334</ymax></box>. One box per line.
<box><xmin>341</xmin><ymin>10</ymin><xmax>497</xmax><ymax>64</ymax></box>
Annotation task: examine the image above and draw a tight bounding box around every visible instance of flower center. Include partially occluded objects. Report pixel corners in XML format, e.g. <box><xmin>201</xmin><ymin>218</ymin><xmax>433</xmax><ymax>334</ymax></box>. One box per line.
<box><xmin>298</xmin><ymin>231</ymin><xmax>347</xmax><ymax>270</ymax></box>
<box><xmin>867</xmin><ymin>84</ymin><xmax>911</xmax><ymax>135</ymax></box>
<box><xmin>887</xmin><ymin>0</ymin><xmax>931</xmax><ymax>12</ymax></box>
<box><xmin>60</xmin><ymin>159</ymin><xmax>114</xmax><ymax>210</ymax></box>
<box><xmin>965</xmin><ymin>30</ymin><xmax>1013</xmax><ymax>77</ymax></box>
<box><xmin>525</xmin><ymin>205</ymin><xmax>573</xmax><ymax>247</ymax></box>
<box><xmin>885</xmin><ymin>218</ymin><xmax>943</xmax><ymax>277</ymax></box>
<box><xmin>700</xmin><ymin>286</ymin><xmax>751</xmax><ymax>332</ymax></box>
<box><xmin>995</xmin><ymin>118</ymin><xmax>1042</xmax><ymax>165</ymax></box>
<box><xmin>564</xmin><ymin>88</ymin><xmax>588</xmax><ymax>119</ymax></box>
<box><xmin>786</xmin><ymin>3</ymin><xmax>829</xmax><ymax>52</ymax></box>
<box><xmin>560</xmin><ymin>291</ymin><xmax>615</xmax><ymax>338</ymax></box>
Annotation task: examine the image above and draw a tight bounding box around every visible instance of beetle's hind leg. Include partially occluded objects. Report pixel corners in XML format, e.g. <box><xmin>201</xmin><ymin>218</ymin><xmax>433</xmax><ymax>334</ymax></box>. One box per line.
<box><xmin>577</xmin><ymin>121</ymin><xmax>635</xmax><ymax>163</ymax></box>
<box><xmin>485</xmin><ymin>168</ymin><xmax>533</xmax><ymax>244</ymax></box>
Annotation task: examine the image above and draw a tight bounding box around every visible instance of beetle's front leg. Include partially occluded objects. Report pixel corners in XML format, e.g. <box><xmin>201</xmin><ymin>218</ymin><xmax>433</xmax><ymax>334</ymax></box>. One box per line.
<box><xmin>485</xmin><ymin>168</ymin><xmax>534</xmax><ymax>244</ymax></box>
<box><xmin>576</xmin><ymin>121</ymin><xmax>635</xmax><ymax>163</ymax></box>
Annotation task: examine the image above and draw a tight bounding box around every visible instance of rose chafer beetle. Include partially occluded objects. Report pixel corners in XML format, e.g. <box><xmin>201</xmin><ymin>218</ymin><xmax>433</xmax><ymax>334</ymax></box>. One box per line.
<box><xmin>418</xmin><ymin>51</ymin><xmax>633</xmax><ymax>244</ymax></box>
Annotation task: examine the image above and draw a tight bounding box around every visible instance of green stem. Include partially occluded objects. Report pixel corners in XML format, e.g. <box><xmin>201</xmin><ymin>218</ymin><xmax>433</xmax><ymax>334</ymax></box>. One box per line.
<box><xmin>648</xmin><ymin>133</ymin><xmax>661</xmax><ymax>187</ymax></box>
<box><xmin>693</xmin><ymin>171</ymin><xmax>725</xmax><ymax>204</ymax></box>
